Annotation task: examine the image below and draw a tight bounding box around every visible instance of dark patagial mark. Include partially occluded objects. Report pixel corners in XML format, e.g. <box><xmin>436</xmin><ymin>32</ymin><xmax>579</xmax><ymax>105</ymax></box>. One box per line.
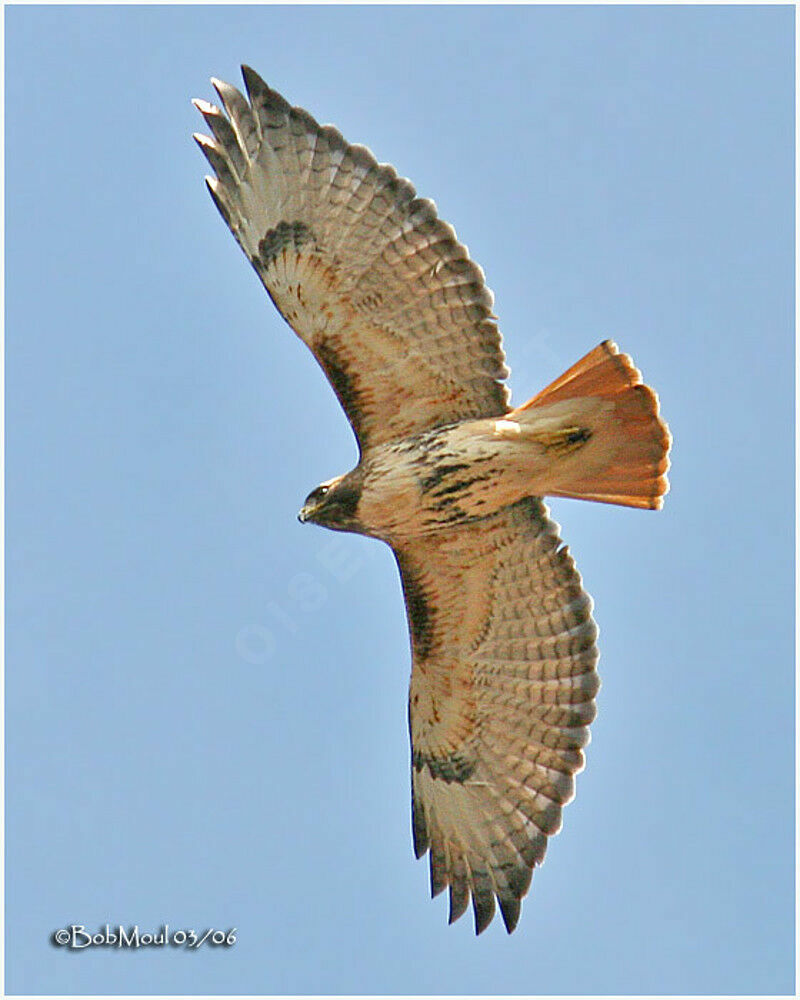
<box><xmin>258</xmin><ymin>219</ymin><xmax>315</xmax><ymax>267</ymax></box>
<box><xmin>413</xmin><ymin>747</ymin><xmax>477</xmax><ymax>783</ymax></box>
<box><xmin>396</xmin><ymin>555</ymin><xmax>434</xmax><ymax>660</ymax></box>
<box><xmin>317</xmin><ymin>342</ymin><xmax>365</xmax><ymax>433</ymax></box>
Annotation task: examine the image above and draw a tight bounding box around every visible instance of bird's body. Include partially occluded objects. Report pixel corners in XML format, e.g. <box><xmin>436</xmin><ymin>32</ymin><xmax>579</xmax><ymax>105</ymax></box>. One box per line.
<box><xmin>302</xmin><ymin>416</ymin><xmax>557</xmax><ymax>539</ymax></box>
<box><xmin>303</xmin><ymin>374</ymin><xmax>662</xmax><ymax>541</ymax></box>
<box><xmin>194</xmin><ymin>68</ymin><xmax>671</xmax><ymax>934</ymax></box>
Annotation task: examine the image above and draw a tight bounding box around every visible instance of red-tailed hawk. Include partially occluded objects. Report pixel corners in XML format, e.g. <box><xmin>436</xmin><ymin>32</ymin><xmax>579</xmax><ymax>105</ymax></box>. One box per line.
<box><xmin>194</xmin><ymin>67</ymin><xmax>671</xmax><ymax>934</ymax></box>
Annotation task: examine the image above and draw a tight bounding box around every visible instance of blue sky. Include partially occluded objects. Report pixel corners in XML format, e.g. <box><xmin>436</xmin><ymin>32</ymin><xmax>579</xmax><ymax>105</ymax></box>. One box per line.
<box><xmin>5</xmin><ymin>4</ymin><xmax>794</xmax><ymax>995</ymax></box>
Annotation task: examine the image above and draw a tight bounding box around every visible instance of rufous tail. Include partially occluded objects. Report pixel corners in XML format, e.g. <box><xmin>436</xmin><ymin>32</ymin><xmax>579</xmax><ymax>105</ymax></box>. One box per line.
<box><xmin>510</xmin><ymin>341</ymin><xmax>671</xmax><ymax>510</ymax></box>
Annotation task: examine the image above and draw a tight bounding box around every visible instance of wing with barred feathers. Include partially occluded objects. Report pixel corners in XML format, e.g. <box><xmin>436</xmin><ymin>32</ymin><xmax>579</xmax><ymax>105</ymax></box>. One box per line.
<box><xmin>193</xmin><ymin>67</ymin><xmax>509</xmax><ymax>450</ymax></box>
<box><xmin>394</xmin><ymin>497</ymin><xmax>599</xmax><ymax>934</ymax></box>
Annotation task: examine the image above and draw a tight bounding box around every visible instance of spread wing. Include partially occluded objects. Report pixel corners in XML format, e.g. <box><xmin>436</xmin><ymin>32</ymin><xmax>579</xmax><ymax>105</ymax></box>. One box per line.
<box><xmin>394</xmin><ymin>498</ymin><xmax>599</xmax><ymax>934</ymax></box>
<box><xmin>193</xmin><ymin>67</ymin><xmax>509</xmax><ymax>451</ymax></box>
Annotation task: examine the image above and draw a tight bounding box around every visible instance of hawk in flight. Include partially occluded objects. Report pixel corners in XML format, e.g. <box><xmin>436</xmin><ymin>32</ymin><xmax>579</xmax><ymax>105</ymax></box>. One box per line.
<box><xmin>194</xmin><ymin>67</ymin><xmax>671</xmax><ymax>934</ymax></box>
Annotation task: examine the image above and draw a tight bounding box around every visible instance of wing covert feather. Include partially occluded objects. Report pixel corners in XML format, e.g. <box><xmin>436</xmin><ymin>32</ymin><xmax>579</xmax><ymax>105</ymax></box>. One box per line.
<box><xmin>394</xmin><ymin>498</ymin><xmax>599</xmax><ymax>934</ymax></box>
<box><xmin>194</xmin><ymin>67</ymin><xmax>509</xmax><ymax>449</ymax></box>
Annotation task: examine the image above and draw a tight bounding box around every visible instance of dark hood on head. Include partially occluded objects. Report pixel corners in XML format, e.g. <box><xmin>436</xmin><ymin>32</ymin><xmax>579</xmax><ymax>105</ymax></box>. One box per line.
<box><xmin>299</xmin><ymin>471</ymin><xmax>363</xmax><ymax>533</ymax></box>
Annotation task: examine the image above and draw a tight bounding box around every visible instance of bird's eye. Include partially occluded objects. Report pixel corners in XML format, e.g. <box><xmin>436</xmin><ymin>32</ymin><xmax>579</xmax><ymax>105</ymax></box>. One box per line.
<box><xmin>307</xmin><ymin>484</ymin><xmax>329</xmax><ymax>504</ymax></box>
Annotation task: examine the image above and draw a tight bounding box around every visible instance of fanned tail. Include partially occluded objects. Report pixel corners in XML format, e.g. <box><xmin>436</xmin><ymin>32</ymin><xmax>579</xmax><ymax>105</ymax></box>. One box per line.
<box><xmin>510</xmin><ymin>341</ymin><xmax>671</xmax><ymax>510</ymax></box>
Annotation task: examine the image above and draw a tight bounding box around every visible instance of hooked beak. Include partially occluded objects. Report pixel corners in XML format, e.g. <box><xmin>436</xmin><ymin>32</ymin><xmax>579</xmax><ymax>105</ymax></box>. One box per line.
<box><xmin>297</xmin><ymin>502</ymin><xmax>317</xmax><ymax>524</ymax></box>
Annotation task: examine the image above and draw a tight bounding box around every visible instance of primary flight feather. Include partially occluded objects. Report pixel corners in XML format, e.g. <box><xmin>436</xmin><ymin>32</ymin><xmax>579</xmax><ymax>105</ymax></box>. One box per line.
<box><xmin>194</xmin><ymin>66</ymin><xmax>671</xmax><ymax>935</ymax></box>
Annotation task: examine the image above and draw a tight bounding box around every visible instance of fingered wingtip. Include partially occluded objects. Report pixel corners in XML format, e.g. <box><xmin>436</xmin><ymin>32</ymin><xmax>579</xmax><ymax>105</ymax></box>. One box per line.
<box><xmin>498</xmin><ymin>896</ymin><xmax>521</xmax><ymax>934</ymax></box>
<box><xmin>241</xmin><ymin>64</ymin><xmax>261</xmax><ymax>91</ymax></box>
<box><xmin>212</xmin><ymin>76</ymin><xmax>239</xmax><ymax>104</ymax></box>
<box><xmin>192</xmin><ymin>97</ymin><xmax>216</xmax><ymax>116</ymax></box>
<box><xmin>240</xmin><ymin>64</ymin><xmax>284</xmax><ymax>110</ymax></box>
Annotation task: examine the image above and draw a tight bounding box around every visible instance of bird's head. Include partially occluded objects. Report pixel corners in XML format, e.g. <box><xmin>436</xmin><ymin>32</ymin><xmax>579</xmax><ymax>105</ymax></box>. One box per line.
<box><xmin>298</xmin><ymin>471</ymin><xmax>363</xmax><ymax>533</ymax></box>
